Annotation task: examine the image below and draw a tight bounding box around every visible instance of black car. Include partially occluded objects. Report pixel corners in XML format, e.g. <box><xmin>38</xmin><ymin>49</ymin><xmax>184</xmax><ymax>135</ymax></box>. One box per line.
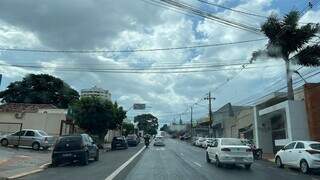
<box><xmin>52</xmin><ymin>134</ymin><xmax>99</xmax><ymax>166</ymax></box>
<box><xmin>111</xmin><ymin>136</ymin><xmax>128</xmax><ymax>150</ymax></box>
<box><xmin>126</xmin><ymin>134</ymin><xmax>140</xmax><ymax>147</ymax></box>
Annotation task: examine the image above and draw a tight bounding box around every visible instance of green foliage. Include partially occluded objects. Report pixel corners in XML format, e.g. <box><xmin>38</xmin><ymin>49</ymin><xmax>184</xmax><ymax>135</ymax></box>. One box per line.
<box><xmin>71</xmin><ymin>97</ymin><xmax>126</xmax><ymax>138</ymax></box>
<box><xmin>134</xmin><ymin>113</ymin><xmax>158</xmax><ymax>135</ymax></box>
<box><xmin>0</xmin><ymin>74</ymin><xmax>79</xmax><ymax>108</ymax></box>
<box><xmin>122</xmin><ymin>122</ymin><xmax>135</xmax><ymax>136</ymax></box>
<box><xmin>160</xmin><ymin>124</ymin><xmax>169</xmax><ymax>132</ymax></box>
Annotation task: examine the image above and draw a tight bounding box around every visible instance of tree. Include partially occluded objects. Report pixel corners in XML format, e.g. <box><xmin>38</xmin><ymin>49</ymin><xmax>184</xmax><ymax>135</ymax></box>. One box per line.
<box><xmin>0</xmin><ymin>74</ymin><xmax>79</xmax><ymax>108</ymax></box>
<box><xmin>113</xmin><ymin>102</ymin><xmax>127</xmax><ymax>129</ymax></box>
<box><xmin>122</xmin><ymin>122</ymin><xmax>135</xmax><ymax>136</ymax></box>
<box><xmin>134</xmin><ymin>113</ymin><xmax>159</xmax><ymax>135</ymax></box>
<box><xmin>71</xmin><ymin>97</ymin><xmax>126</xmax><ymax>139</ymax></box>
<box><xmin>251</xmin><ymin>11</ymin><xmax>320</xmax><ymax>100</ymax></box>
<box><xmin>160</xmin><ymin>124</ymin><xmax>169</xmax><ymax>132</ymax></box>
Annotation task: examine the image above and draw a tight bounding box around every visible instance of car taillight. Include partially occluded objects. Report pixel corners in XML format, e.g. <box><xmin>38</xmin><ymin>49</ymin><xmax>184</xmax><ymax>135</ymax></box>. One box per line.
<box><xmin>246</xmin><ymin>148</ymin><xmax>252</xmax><ymax>152</ymax></box>
<box><xmin>221</xmin><ymin>148</ymin><xmax>231</xmax><ymax>152</ymax></box>
<box><xmin>306</xmin><ymin>150</ymin><xmax>320</xmax><ymax>154</ymax></box>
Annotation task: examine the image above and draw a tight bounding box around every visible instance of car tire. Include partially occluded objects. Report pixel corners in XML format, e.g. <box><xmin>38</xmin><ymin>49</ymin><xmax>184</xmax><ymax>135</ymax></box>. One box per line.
<box><xmin>215</xmin><ymin>155</ymin><xmax>222</xmax><ymax>168</ymax></box>
<box><xmin>1</xmin><ymin>139</ymin><xmax>9</xmax><ymax>146</ymax></box>
<box><xmin>300</xmin><ymin>160</ymin><xmax>309</xmax><ymax>174</ymax></box>
<box><xmin>245</xmin><ymin>164</ymin><xmax>251</xmax><ymax>170</ymax></box>
<box><xmin>206</xmin><ymin>152</ymin><xmax>211</xmax><ymax>163</ymax></box>
<box><xmin>275</xmin><ymin>156</ymin><xmax>284</xmax><ymax>168</ymax></box>
<box><xmin>81</xmin><ymin>152</ymin><xmax>89</xmax><ymax>166</ymax></box>
<box><xmin>94</xmin><ymin>150</ymin><xmax>99</xmax><ymax>161</ymax></box>
<box><xmin>52</xmin><ymin>160</ymin><xmax>59</xmax><ymax>167</ymax></box>
<box><xmin>32</xmin><ymin>142</ymin><xmax>40</xmax><ymax>151</ymax></box>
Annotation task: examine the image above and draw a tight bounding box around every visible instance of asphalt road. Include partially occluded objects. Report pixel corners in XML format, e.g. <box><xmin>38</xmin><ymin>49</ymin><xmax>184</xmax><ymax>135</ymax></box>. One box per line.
<box><xmin>125</xmin><ymin>139</ymin><xmax>320</xmax><ymax>180</ymax></box>
<box><xmin>19</xmin><ymin>143</ymin><xmax>144</xmax><ymax>180</ymax></box>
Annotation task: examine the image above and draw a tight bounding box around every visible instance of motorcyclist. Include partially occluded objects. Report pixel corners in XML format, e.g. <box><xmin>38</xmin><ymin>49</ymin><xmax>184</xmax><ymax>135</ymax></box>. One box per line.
<box><xmin>144</xmin><ymin>134</ymin><xmax>151</xmax><ymax>148</ymax></box>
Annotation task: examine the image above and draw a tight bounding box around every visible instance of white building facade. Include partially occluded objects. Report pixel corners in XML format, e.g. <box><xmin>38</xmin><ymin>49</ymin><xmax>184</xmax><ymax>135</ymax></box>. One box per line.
<box><xmin>81</xmin><ymin>86</ymin><xmax>111</xmax><ymax>101</ymax></box>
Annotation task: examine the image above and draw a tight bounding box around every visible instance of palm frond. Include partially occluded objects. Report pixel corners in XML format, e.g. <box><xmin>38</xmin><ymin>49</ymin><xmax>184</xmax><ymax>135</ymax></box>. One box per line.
<box><xmin>283</xmin><ymin>10</ymin><xmax>300</xmax><ymax>30</ymax></box>
<box><xmin>296</xmin><ymin>44</ymin><xmax>320</xmax><ymax>66</ymax></box>
<box><xmin>261</xmin><ymin>14</ymin><xmax>282</xmax><ymax>42</ymax></box>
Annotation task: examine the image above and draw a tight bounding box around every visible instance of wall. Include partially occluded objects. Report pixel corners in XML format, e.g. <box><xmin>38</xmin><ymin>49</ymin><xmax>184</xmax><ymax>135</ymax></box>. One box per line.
<box><xmin>304</xmin><ymin>83</ymin><xmax>320</xmax><ymax>141</ymax></box>
<box><xmin>223</xmin><ymin>117</ymin><xmax>236</xmax><ymax>138</ymax></box>
<box><xmin>287</xmin><ymin>101</ymin><xmax>310</xmax><ymax>140</ymax></box>
<box><xmin>257</xmin><ymin>117</ymin><xmax>273</xmax><ymax>154</ymax></box>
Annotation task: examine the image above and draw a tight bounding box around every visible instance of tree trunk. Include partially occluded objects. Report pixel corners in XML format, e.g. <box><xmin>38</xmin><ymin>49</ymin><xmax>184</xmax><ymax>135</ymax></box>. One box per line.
<box><xmin>285</xmin><ymin>59</ymin><xmax>294</xmax><ymax>100</ymax></box>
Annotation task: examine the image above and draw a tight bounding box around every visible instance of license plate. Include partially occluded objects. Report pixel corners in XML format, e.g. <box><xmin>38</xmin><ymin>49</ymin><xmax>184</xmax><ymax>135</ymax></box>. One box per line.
<box><xmin>235</xmin><ymin>157</ymin><xmax>243</xmax><ymax>161</ymax></box>
<box><xmin>62</xmin><ymin>153</ymin><xmax>72</xmax><ymax>157</ymax></box>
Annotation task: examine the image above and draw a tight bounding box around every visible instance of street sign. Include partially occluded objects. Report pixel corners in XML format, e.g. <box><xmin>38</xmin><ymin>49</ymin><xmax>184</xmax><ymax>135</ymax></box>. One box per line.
<box><xmin>133</xmin><ymin>103</ymin><xmax>146</xmax><ymax>110</ymax></box>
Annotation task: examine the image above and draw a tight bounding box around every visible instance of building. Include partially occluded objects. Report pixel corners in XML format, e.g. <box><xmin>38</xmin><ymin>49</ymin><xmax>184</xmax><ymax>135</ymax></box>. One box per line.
<box><xmin>80</xmin><ymin>86</ymin><xmax>111</xmax><ymax>101</ymax></box>
<box><xmin>0</xmin><ymin>103</ymin><xmax>72</xmax><ymax>136</ymax></box>
<box><xmin>253</xmin><ymin>83</ymin><xmax>320</xmax><ymax>154</ymax></box>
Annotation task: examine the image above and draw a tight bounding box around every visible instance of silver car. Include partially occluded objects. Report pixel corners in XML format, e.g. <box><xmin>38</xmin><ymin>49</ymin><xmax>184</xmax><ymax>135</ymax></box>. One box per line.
<box><xmin>0</xmin><ymin>129</ymin><xmax>55</xmax><ymax>150</ymax></box>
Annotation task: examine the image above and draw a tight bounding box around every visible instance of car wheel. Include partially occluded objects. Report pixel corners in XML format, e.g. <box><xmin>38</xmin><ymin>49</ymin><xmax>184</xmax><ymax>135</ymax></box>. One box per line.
<box><xmin>275</xmin><ymin>156</ymin><xmax>284</xmax><ymax>168</ymax></box>
<box><xmin>32</xmin><ymin>142</ymin><xmax>40</xmax><ymax>151</ymax></box>
<box><xmin>206</xmin><ymin>152</ymin><xmax>211</xmax><ymax>163</ymax></box>
<box><xmin>215</xmin><ymin>155</ymin><xmax>222</xmax><ymax>168</ymax></box>
<box><xmin>52</xmin><ymin>160</ymin><xmax>59</xmax><ymax>167</ymax></box>
<box><xmin>245</xmin><ymin>164</ymin><xmax>251</xmax><ymax>170</ymax></box>
<box><xmin>81</xmin><ymin>152</ymin><xmax>89</xmax><ymax>166</ymax></box>
<box><xmin>300</xmin><ymin>160</ymin><xmax>309</xmax><ymax>174</ymax></box>
<box><xmin>94</xmin><ymin>150</ymin><xmax>99</xmax><ymax>161</ymax></box>
<box><xmin>1</xmin><ymin>139</ymin><xmax>8</xmax><ymax>146</ymax></box>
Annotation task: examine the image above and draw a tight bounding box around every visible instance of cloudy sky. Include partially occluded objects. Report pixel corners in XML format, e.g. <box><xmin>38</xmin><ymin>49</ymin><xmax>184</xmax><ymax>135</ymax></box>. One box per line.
<box><xmin>0</xmin><ymin>0</ymin><xmax>319</xmax><ymax>124</ymax></box>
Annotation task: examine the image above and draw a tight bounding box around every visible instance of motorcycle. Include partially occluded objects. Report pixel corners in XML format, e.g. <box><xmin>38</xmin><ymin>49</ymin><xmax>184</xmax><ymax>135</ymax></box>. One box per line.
<box><xmin>242</xmin><ymin>139</ymin><xmax>263</xmax><ymax>160</ymax></box>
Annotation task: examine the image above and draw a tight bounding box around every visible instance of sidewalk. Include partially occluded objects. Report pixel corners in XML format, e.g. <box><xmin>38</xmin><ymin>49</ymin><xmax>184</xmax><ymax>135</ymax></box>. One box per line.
<box><xmin>0</xmin><ymin>146</ymin><xmax>51</xmax><ymax>179</ymax></box>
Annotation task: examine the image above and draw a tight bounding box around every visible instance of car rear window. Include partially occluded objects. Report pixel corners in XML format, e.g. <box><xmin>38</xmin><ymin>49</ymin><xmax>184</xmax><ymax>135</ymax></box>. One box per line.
<box><xmin>310</xmin><ymin>143</ymin><xmax>320</xmax><ymax>150</ymax></box>
<box><xmin>221</xmin><ymin>139</ymin><xmax>245</xmax><ymax>146</ymax></box>
<box><xmin>58</xmin><ymin>136</ymin><xmax>82</xmax><ymax>143</ymax></box>
<box><xmin>127</xmin><ymin>135</ymin><xmax>135</xmax><ymax>139</ymax></box>
<box><xmin>38</xmin><ymin>130</ymin><xmax>48</xmax><ymax>136</ymax></box>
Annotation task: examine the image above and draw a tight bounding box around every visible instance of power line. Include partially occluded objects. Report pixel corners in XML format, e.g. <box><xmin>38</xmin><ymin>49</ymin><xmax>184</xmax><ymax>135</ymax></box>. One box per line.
<box><xmin>0</xmin><ymin>38</ymin><xmax>267</xmax><ymax>53</ymax></box>
<box><xmin>196</xmin><ymin>0</ymin><xmax>268</xmax><ymax>18</ymax></box>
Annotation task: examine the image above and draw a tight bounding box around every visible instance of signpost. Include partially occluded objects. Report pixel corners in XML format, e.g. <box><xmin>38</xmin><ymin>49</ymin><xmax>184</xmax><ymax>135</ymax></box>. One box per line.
<box><xmin>133</xmin><ymin>103</ymin><xmax>146</xmax><ymax>110</ymax></box>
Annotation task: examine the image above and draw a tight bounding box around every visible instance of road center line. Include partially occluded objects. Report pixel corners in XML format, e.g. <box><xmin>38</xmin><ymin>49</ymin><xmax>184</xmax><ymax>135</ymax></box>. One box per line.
<box><xmin>105</xmin><ymin>146</ymin><xmax>146</xmax><ymax>180</ymax></box>
<box><xmin>193</xmin><ymin>161</ymin><xmax>202</xmax><ymax>167</ymax></box>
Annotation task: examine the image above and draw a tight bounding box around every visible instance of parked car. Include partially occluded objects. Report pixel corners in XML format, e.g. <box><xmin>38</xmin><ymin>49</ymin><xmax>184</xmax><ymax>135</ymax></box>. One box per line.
<box><xmin>0</xmin><ymin>129</ymin><xmax>55</xmax><ymax>150</ymax></box>
<box><xmin>275</xmin><ymin>141</ymin><xmax>320</xmax><ymax>174</ymax></box>
<box><xmin>154</xmin><ymin>136</ymin><xmax>165</xmax><ymax>146</ymax></box>
<box><xmin>195</xmin><ymin>137</ymin><xmax>205</xmax><ymax>147</ymax></box>
<box><xmin>52</xmin><ymin>134</ymin><xmax>99</xmax><ymax>166</ymax></box>
<box><xmin>206</xmin><ymin>138</ymin><xmax>254</xmax><ymax>169</ymax></box>
<box><xmin>192</xmin><ymin>137</ymin><xmax>199</xmax><ymax>146</ymax></box>
<box><xmin>126</xmin><ymin>134</ymin><xmax>140</xmax><ymax>146</ymax></box>
<box><xmin>111</xmin><ymin>136</ymin><xmax>128</xmax><ymax>150</ymax></box>
<box><xmin>202</xmin><ymin>138</ymin><xmax>215</xmax><ymax>148</ymax></box>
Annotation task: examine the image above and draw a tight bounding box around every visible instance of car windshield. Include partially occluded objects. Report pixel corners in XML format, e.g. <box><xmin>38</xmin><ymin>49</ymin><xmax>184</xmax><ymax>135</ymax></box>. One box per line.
<box><xmin>310</xmin><ymin>143</ymin><xmax>320</xmax><ymax>150</ymax></box>
<box><xmin>221</xmin><ymin>139</ymin><xmax>245</xmax><ymax>146</ymax></box>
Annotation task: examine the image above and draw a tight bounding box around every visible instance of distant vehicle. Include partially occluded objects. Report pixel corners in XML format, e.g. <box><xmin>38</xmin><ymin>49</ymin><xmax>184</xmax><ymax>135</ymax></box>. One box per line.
<box><xmin>51</xmin><ymin>134</ymin><xmax>99</xmax><ymax>166</ymax></box>
<box><xmin>202</xmin><ymin>138</ymin><xmax>215</xmax><ymax>148</ymax></box>
<box><xmin>192</xmin><ymin>137</ymin><xmax>199</xmax><ymax>146</ymax></box>
<box><xmin>206</xmin><ymin>138</ymin><xmax>254</xmax><ymax>169</ymax></box>
<box><xmin>0</xmin><ymin>129</ymin><xmax>54</xmax><ymax>150</ymax></box>
<box><xmin>195</xmin><ymin>137</ymin><xmax>206</xmax><ymax>147</ymax></box>
<box><xmin>126</xmin><ymin>134</ymin><xmax>140</xmax><ymax>146</ymax></box>
<box><xmin>154</xmin><ymin>136</ymin><xmax>165</xmax><ymax>146</ymax></box>
<box><xmin>275</xmin><ymin>141</ymin><xmax>320</xmax><ymax>174</ymax></box>
<box><xmin>111</xmin><ymin>136</ymin><xmax>128</xmax><ymax>150</ymax></box>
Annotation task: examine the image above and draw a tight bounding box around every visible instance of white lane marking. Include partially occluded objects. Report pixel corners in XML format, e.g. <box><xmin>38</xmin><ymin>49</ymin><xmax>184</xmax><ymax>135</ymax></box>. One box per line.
<box><xmin>180</xmin><ymin>153</ymin><xmax>184</xmax><ymax>156</ymax></box>
<box><xmin>105</xmin><ymin>146</ymin><xmax>146</xmax><ymax>180</ymax></box>
<box><xmin>193</xmin><ymin>161</ymin><xmax>202</xmax><ymax>167</ymax></box>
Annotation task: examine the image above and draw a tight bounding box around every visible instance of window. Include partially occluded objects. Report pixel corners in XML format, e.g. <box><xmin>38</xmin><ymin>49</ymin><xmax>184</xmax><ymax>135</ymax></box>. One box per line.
<box><xmin>284</xmin><ymin>142</ymin><xmax>296</xmax><ymax>150</ymax></box>
<box><xmin>12</xmin><ymin>131</ymin><xmax>26</xmax><ymax>136</ymax></box>
<box><xmin>295</xmin><ymin>142</ymin><xmax>304</xmax><ymax>149</ymax></box>
<box><xmin>25</xmin><ymin>131</ymin><xmax>35</xmax><ymax>137</ymax></box>
<box><xmin>310</xmin><ymin>143</ymin><xmax>320</xmax><ymax>150</ymax></box>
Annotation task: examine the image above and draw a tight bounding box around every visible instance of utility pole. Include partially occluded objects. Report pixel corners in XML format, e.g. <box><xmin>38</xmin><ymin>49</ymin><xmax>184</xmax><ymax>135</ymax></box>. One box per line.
<box><xmin>190</xmin><ymin>106</ymin><xmax>193</xmax><ymax>137</ymax></box>
<box><xmin>204</xmin><ymin>92</ymin><xmax>215</xmax><ymax>137</ymax></box>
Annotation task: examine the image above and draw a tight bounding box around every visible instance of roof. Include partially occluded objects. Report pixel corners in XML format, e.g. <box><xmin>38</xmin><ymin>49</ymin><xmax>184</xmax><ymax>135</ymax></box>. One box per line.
<box><xmin>0</xmin><ymin>103</ymin><xmax>57</xmax><ymax>113</ymax></box>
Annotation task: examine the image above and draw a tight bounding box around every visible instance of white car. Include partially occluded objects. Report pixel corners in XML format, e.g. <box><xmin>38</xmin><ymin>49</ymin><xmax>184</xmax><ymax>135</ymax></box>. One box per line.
<box><xmin>202</xmin><ymin>138</ymin><xmax>215</xmax><ymax>148</ymax></box>
<box><xmin>195</xmin><ymin>137</ymin><xmax>205</xmax><ymax>147</ymax></box>
<box><xmin>154</xmin><ymin>136</ymin><xmax>165</xmax><ymax>146</ymax></box>
<box><xmin>275</xmin><ymin>141</ymin><xmax>320</xmax><ymax>174</ymax></box>
<box><xmin>206</xmin><ymin>138</ymin><xmax>254</xmax><ymax>169</ymax></box>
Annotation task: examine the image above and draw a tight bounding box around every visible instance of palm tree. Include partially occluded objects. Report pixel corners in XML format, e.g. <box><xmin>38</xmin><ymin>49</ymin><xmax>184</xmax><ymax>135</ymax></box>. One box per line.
<box><xmin>251</xmin><ymin>10</ymin><xmax>320</xmax><ymax>100</ymax></box>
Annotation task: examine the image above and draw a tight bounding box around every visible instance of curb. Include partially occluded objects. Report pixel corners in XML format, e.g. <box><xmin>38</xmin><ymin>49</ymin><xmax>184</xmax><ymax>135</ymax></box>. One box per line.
<box><xmin>6</xmin><ymin>162</ymin><xmax>51</xmax><ymax>180</ymax></box>
<box><xmin>105</xmin><ymin>146</ymin><xmax>146</xmax><ymax>180</ymax></box>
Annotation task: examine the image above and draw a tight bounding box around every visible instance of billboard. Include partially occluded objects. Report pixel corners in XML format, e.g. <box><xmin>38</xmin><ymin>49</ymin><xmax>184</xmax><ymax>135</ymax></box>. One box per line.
<box><xmin>133</xmin><ymin>103</ymin><xmax>146</xmax><ymax>110</ymax></box>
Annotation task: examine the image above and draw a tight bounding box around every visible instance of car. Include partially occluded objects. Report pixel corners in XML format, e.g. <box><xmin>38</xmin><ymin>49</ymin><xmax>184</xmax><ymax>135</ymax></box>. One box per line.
<box><xmin>154</xmin><ymin>136</ymin><xmax>165</xmax><ymax>146</ymax></box>
<box><xmin>126</xmin><ymin>134</ymin><xmax>140</xmax><ymax>146</ymax></box>
<box><xmin>275</xmin><ymin>141</ymin><xmax>320</xmax><ymax>174</ymax></box>
<box><xmin>51</xmin><ymin>134</ymin><xmax>99</xmax><ymax>166</ymax></box>
<box><xmin>206</xmin><ymin>138</ymin><xmax>254</xmax><ymax>169</ymax></box>
<box><xmin>202</xmin><ymin>138</ymin><xmax>215</xmax><ymax>148</ymax></box>
<box><xmin>0</xmin><ymin>129</ymin><xmax>55</xmax><ymax>150</ymax></box>
<box><xmin>111</xmin><ymin>136</ymin><xmax>128</xmax><ymax>150</ymax></box>
<box><xmin>195</xmin><ymin>137</ymin><xmax>205</xmax><ymax>147</ymax></box>
<box><xmin>192</xmin><ymin>137</ymin><xmax>199</xmax><ymax>146</ymax></box>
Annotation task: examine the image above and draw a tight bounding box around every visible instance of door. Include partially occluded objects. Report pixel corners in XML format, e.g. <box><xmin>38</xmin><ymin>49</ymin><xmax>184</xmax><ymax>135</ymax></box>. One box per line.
<box><xmin>23</xmin><ymin>131</ymin><xmax>36</xmax><ymax>147</ymax></box>
<box><xmin>282</xmin><ymin>142</ymin><xmax>296</xmax><ymax>165</ymax></box>
<box><xmin>291</xmin><ymin>142</ymin><xmax>305</xmax><ymax>167</ymax></box>
<box><xmin>9</xmin><ymin>130</ymin><xmax>26</xmax><ymax>146</ymax></box>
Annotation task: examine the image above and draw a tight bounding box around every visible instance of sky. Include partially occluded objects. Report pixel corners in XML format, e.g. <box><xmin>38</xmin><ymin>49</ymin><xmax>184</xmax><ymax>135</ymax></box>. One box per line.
<box><xmin>0</xmin><ymin>0</ymin><xmax>319</xmax><ymax>125</ymax></box>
